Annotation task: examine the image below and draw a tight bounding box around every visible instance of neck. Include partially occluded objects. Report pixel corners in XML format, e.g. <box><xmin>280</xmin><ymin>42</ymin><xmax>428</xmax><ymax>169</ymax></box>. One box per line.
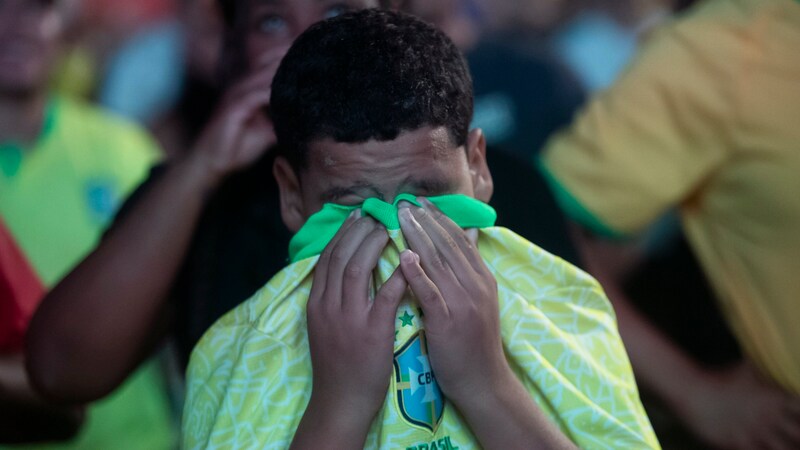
<box><xmin>0</xmin><ymin>91</ymin><xmax>48</xmax><ymax>145</ymax></box>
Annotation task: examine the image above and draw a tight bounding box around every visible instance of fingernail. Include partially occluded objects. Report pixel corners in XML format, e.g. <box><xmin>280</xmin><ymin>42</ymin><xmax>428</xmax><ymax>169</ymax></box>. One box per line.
<box><xmin>398</xmin><ymin>206</ymin><xmax>412</xmax><ymax>221</ymax></box>
<box><xmin>349</xmin><ymin>209</ymin><xmax>361</xmax><ymax>219</ymax></box>
<box><xmin>401</xmin><ymin>250</ymin><xmax>418</xmax><ymax>264</ymax></box>
<box><xmin>397</xmin><ymin>200</ymin><xmax>412</xmax><ymax>209</ymax></box>
<box><xmin>418</xmin><ymin>197</ymin><xmax>432</xmax><ymax>207</ymax></box>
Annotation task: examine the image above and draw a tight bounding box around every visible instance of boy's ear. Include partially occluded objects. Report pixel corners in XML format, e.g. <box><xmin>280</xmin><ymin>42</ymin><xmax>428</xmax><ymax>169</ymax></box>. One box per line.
<box><xmin>273</xmin><ymin>156</ymin><xmax>306</xmax><ymax>233</ymax></box>
<box><xmin>466</xmin><ymin>128</ymin><xmax>493</xmax><ymax>203</ymax></box>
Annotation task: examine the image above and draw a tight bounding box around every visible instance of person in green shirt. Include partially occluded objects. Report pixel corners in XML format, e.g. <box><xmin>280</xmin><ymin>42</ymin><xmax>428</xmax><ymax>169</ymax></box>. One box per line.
<box><xmin>0</xmin><ymin>0</ymin><xmax>172</xmax><ymax>447</ymax></box>
<box><xmin>183</xmin><ymin>10</ymin><xmax>659</xmax><ymax>449</ymax></box>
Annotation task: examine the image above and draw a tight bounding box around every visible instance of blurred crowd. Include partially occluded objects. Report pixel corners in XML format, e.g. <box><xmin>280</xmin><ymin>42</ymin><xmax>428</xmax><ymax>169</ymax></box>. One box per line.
<box><xmin>1</xmin><ymin>0</ymin><xmax>798</xmax><ymax>448</ymax></box>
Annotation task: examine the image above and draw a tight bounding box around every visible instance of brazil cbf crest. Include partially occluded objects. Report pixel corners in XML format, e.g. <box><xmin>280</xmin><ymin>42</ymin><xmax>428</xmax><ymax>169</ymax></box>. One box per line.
<box><xmin>393</xmin><ymin>331</ymin><xmax>444</xmax><ymax>432</ymax></box>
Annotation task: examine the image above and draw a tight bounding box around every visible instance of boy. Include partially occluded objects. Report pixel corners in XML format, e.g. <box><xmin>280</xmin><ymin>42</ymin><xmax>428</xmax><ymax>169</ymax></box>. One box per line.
<box><xmin>183</xmin><ymin>10</ymin><xmax>658</xmax><ymax>449</ymax></box>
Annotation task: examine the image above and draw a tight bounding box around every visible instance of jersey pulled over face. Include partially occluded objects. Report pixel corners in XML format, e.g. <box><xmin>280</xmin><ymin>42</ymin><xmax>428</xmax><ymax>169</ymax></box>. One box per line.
<box><xmin>297</xmin><ymin>126</ymin><xmax>491</xmax><ymax>222</ymax></box>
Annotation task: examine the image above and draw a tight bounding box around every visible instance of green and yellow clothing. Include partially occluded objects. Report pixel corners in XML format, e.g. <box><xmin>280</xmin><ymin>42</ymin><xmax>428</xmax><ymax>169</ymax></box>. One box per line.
<box><xmin>0</xmin><ymin>96</ymin><xmax>176</xmax><ymax>448</ymax></box>
<box><xmin>183</xmin><ymin>195</ymin><xmax>658</xmax><ymax>449</ymax></box>
<box><xmin>539</xmin><ymin>0</ymin><xmax>800</xmax><ymax>394</ymax></box>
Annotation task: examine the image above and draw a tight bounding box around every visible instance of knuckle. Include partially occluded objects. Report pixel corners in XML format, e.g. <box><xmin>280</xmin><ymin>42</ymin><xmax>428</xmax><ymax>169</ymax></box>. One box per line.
<box><xmin>444</xmin><ymin>235</ymin><xmax>459</xmax><ymax>252</ymax></box>
<box><xmin>364</xmin><ymin>219</ymin><xmax>380</xmax><ymax>232</ymax></box>
<box><xmin>369</xmin><ymin>226</ymin><xmax>388</xmax><ymax>240</ymax></box>
<box><xmin>344</xmin><ymin>263</ymin><xmax>364</xmax><ymax>279</ymax></box>
<box><xmin>407</xmin><ymin>264</ymin><xmax>426</xmax><ymax>280</ymax></box>
<box><xmin>430</xmin><ymin>253</ymin><xmax>448</xmax><ymax>272</ymax></box>
<box><xmin>421</xmin><ymin>290</ymin><xmax>440</xmax><ymax>305</ymax></box>
<box><xmin>330</xmin><ymin>247</ymin><xmax>349</xmax><ymax>266</ymax></box>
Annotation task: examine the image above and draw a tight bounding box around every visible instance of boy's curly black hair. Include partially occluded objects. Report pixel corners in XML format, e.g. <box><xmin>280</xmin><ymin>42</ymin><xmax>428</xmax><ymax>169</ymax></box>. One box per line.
<box><xmin>270</xmin><ymin>9</ymin><xmax>473</xmax><ymax>168</ymax></box>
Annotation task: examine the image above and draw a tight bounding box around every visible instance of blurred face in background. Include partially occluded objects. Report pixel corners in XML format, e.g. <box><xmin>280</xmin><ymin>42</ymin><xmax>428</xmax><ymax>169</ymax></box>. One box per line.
<box><xmin>184</xmin><ymin>0</ymin><xmax>224</xmax><ymax>84</ymax></box>
<box><xmin>399</xmin><ymin>0</ymin><xmax>478</xmax><ymax>50</ymax></box>
<box><xmin>478</xmin><ymin>0</ymin><xmax>571</xmax><ymax>33</ymax></box>
<box><xmin>0</xmin><ymin>0</ymin><xmax>65</xmax><ymax>96</ymax></box>
<box><xmin>244</xmin><ymin>0</ymin><xmax>378</xmax><ymax>68</ymax></box>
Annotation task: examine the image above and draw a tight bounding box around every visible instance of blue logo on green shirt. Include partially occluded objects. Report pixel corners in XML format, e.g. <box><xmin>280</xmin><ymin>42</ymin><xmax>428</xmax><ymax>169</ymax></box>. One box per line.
<box><xmin>85</xmin><ymin>178</ymin><xmax>119</xmax><ymax>224</ymax></box>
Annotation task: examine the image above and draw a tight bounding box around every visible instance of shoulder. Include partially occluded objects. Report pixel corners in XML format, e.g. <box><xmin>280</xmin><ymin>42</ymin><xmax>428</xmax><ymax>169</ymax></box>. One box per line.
<box><xmin>183</xmin><ymin>259</ymin><xmax>318</xmax><ymax>448</ymax></box>
<box><xmin>480</xmin><ymin>226</ymin><xmax>616</xmax><ymax>332</ymax></box>
<box><xmin>479</xmin><ymin>227</ymin><xmax>603</xmax><ymax>295</ymax></box>
<box><xmin>632</xmin><ymin>0</ymin><xmax>763</xmax><ymax>79</ymax></box>
<box><xmin>51</xmin><ymin>97</ymin><xmax>162</xmax><ymax>195</ymax></box>
<box><xmin>481</xmin><ymin>228</ymin><xmax>659</xmax><ymax>448</ymax></box>
<box><xmin>54</xmin><ymin>97</ymin><xmax>161</xmax><ymax>161</ymax></box>
<box><xmin>187</xmin><ymin>256</ymin><xmax>318</xmax><ymax>371</ymax></box>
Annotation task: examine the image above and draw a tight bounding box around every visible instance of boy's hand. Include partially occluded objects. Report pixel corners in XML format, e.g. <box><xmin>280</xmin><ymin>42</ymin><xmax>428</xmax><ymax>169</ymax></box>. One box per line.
<box><xmin>304</xmin><ymin>211</ymin><xmax>407</xmax><ymax>427</ymax></box>
<box><xmin>184</xmin><ymin>45</ymin><xmax>290</xmax><ymax>188</ymax></box>
<box><xmin>397</xmin><ymin>199</ymin><xmax>510</xmax><ymax>404</ymax></box>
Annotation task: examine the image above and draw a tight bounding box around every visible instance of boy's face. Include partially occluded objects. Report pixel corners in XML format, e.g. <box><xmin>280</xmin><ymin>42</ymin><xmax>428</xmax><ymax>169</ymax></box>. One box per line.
<box><xmin>245</xmin><ymin>0</ymin><xmax>379</xmax><ymax>67</ymax></box>
<box><xmin>274</xmin><ymin>126</ymin><xmax>493</xmax><ymax>233</ymax></box>
<box><xmin>0</xmin><ymin>0</ymin><xmax>63</xmax><ymax>96</ymax></box>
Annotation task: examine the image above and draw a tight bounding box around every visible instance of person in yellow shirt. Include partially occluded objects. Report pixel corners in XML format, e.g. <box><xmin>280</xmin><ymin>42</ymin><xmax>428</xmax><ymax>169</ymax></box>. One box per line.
<box><xmin>538</xmin><ymin>0</ymin><xmax>800</xmax><ymax>448</ymax></box>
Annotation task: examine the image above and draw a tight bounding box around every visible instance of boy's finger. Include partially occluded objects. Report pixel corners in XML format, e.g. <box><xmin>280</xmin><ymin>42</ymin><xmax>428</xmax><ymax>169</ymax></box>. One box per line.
<box><xmin>230</xmin><ymin>90</ymin><xmax>272</xmax><ymax>121</ymax></box>
<box><xmin>465</xmin><ymin>228</ymin><xmax>479</xmax><ymax>245</ymax></box>
<box><xmin>373</xmin><ymin>266</ymin><xmax>407</xmax><ymax>324</ymax></box>
<box><xmin>399</xmin><ymin>250</ymin><xmax>449</xmax><ymax>324</ymax></box>
<box><xmin>419</xmin><ymin>198</ymin><xmax>483</xmax><ymax>273</ymax></box>
<box><xmin>324</xmin><ymin>216</ymin><xmax>379</xmax><ymax>308</ymax></box>
<box><xmin>398</xmin><ymin>205</ymin><xmax>455</xmax><ymax>289</ymax></box>
<box><xmin>409</xmin><ymin>202</ymin><xmax>475</xmax><ymax>285</ymax></box>
<box><xmin>222</xmin><ymin>66</ymin><xmax>276</xmax><ymax>105</ymax></box>
<box><xmin>217</xmin><ymin>91</ymin><xmax>272</xmax><ymax>140</ymax></box>
<box><xmin>254</xmin><ymin>44</ymin><xmax>292</xmax><ymax>68</ymax></box>
<box><xmin>311</xmin><ymin>210</ymin><xmax>359</xmax><ymax>302</ymax></box>
<box><xmin>342</xmin><ymin>225</ymin><xmax>390</xmax><ymax>312</ymax></box>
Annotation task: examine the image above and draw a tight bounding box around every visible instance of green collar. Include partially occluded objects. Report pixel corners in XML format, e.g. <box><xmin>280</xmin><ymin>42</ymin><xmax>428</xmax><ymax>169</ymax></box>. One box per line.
<box><xmin>289</xmin><ymin>193</ymin><xmax>497</xmax><ymax>262</ymax></box>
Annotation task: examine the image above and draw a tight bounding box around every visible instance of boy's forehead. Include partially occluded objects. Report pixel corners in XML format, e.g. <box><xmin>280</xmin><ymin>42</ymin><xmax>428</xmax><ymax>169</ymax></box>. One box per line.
<box><xmin>298</xmin><ymin>126</ymin><xmax>472</xmax><ymax>206</ymax></box>
<box><xmin>307</xmin><ymin>126</ymin><xmax>457</xmax><ymax>169</ymax></box>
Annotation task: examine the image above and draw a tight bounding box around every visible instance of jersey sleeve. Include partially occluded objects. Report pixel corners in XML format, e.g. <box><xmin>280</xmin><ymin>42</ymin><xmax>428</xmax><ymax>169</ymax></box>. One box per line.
<box><xmin>482</xmin><ymin>228</ymin><xmax>659</xmax><ymax>448</ymax></box>
<box><xmin>511</xmin><ymin>280</ymin><xmax>660</xmax><ymax>449</ymax></box>
<box><xmin>539</xmin><ymin>11</ymin><xmax>738</xmax><ymax>236</ymax></box>
<box><xmin>182</xmin><ymin>314</ymin><xmax>308</xmax><ymax>449</ymax></box>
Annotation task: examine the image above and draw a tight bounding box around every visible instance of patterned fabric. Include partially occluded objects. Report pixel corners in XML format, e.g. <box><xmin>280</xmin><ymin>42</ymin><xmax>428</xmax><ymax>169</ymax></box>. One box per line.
<box><xmin>184</xmin><ymin>225</ymin><xmax>658</xmax><ymax>449</ymax></box>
